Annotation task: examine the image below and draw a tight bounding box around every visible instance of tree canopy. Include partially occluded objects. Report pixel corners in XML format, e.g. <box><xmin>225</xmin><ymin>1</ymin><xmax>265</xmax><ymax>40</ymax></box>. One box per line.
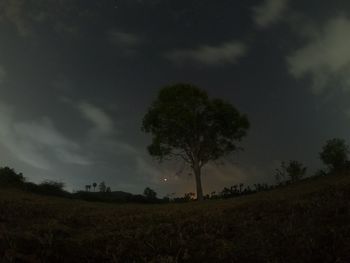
<box><xmin>142</xmin><ymin>83</ymin><xmax>250</xmax><ymax>200</ymax></box>
<box><xmin>143</xmin><ymin>187</ymin><xmax>157</xmax><ymax>200</ymax></box>
<box><xmin>320</xmin><ymin>138</ymin><xmax>349</xmax><ymax>172</ymax></box>
<box><xmin>0</xmin><ymin>167</ymin><xmax>25</xmax><ymax>186</ymax></box>
<box><xmin>275</xmin><ymin>160</ymin><xmax>307</xmax><ymax>184</ymax></box>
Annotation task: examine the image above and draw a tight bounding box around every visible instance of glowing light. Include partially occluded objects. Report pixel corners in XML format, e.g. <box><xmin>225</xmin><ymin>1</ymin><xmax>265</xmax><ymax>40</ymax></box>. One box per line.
<box><xmin>163</xmin><ymin>178</ymin><xmax>168</xmax><ymax>182</ymax></box>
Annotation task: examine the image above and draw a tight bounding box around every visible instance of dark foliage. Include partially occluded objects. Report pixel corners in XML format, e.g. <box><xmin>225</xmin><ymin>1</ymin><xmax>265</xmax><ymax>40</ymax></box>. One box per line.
<box><xmin>0</xmin><ymin>166</ymin><xmax>68</xmax><ymax>197</ymax></box>
<box><xmin>143</xmin><ymin>187</ymin><xmax>157</xmax><ymax>200</ymax></box>
<box><xmin>99</xmin><ymin>181</ymin><xmax>107</xmax><ymax>192</ymax></box>
<box><xmin>142</xmin><ymin>83</ymin><xmax>250</xmax><ymax>200</ymax></box>
<box><xmin>0</xmin><ymin>167</ymin><xmax>25</xmax><ymax>186</ymax></box>
<box><xmin>275</xmin><ymin>160</ymin><xmax>307</xmax><ymax>184</ymax></box>
<box><xmin>23</xmin><ymin>181</ymin><xmax>68</xmax><ymax>197</ymax></box>
<box><xmin>36</xmin><ymin>181</ymin><xmax>67</xmax><ymax>196</ymax></box>
<box><xmin>320</xmin><ymin>138</ymin><xmax>350</xmax><ymax>173</ymax></box>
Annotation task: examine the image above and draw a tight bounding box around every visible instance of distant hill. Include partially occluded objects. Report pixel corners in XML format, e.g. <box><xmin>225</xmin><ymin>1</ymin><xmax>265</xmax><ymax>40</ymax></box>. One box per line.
<box><xmin>1</xmin><ymin>173</ymin><xmax>350</xmax><ymax>262</ymax></box>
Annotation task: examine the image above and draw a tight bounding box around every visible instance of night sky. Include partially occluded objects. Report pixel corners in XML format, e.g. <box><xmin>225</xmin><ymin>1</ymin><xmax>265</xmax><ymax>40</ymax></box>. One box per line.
<box><xmin>1</xmin><ymin>0</ymin><xmax>350</xmax><ymax>196</ymax></box>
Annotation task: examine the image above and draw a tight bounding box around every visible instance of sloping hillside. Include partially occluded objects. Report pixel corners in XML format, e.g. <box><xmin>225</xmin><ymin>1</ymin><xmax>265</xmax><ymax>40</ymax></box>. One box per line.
<box><xmin>1</xmin><ymin>174</ymin><xmax>350</xmax><ymax>262</ymax></box>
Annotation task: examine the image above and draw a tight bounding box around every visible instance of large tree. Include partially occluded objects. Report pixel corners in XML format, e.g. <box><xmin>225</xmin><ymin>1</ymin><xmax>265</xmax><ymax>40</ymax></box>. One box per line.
<box><xmin>142</xmin><ymin>84</ymin><xmax>250</xmax><ymax>201</ymax></box>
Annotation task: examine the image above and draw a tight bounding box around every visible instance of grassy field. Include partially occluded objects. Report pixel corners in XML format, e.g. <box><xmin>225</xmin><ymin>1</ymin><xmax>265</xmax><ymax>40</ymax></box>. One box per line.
<box><xmin>1</xmin><ymin>175</ymin><xmax>350</xmax><ymax>262</ymax></box>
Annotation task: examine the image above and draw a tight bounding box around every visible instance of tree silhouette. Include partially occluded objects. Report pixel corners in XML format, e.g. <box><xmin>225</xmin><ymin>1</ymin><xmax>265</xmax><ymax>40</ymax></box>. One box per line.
<box><xmin>92</xmin><ymin>182</ymin><xmax>97</xmax><ymax>192</ymax></box>
<box><xmin>320</xmin><ymin>138</ymin><xmax>349</xmax><ymax>173</ymax></box>
<box><xmin>184</xmin><ymin>192</ymin><xmax>195</xmax><ymax>201</ymax></box>
<box><xmin>232</xmin><ymin>184</ymin><xmax>238</xmax><ymax>193</ymax></box>
<box><xmin>239</xmin><ymin>183</ymin><xmax>244</xmax><ymax>193</ymax></box>
<box><xmin>85</xmin><ymin>185</ymin><xmax>91</xmax><ymax>192</ymax></box>
<box><xmin>221</xmin><ymin>187</ymin><xmax>232</xmax><ymax>198</ymax></box>
<box><xmin>143</xmin><ymin>187</ymin><xmax>157</xmax><ymax>200</ymax></box>
<box><xmin>286</xmin><ymin>161</ymin><xmax>307</xmax><ymax>182</ymax></box>
<box><xmin>254</xmin><ymin>183</ymin><xmax>260</xmax><ymax>191</ymax></box>
<box><xmin>99</xmin><ymin>182</ymin><xmax>107</xmax><ymax>192</ymax></box>
<box><xmin>39</xmin><ymin>181</ymin><xmax>65</xmax><ymax>195</ymax></box>
<box><xmin>142</xmin><ymin>84</ymin><xmax>250</xmax><ymax>201</ymax></box>
<box><xmin>0</xmin><ymin>167</ymin><xmax>25</xmax><ymax>186</ymax></box>
<box><xmin>275</xmin><ymin>160</ymin><xmax>307</xmax><ymax>184</ymax></box>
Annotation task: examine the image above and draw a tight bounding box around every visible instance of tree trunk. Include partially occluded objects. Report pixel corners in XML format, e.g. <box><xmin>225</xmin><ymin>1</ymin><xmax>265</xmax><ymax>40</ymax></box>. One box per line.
<box><xmin>193</xmin><ymin>163</ymin><xmax>204</xmax><ymax>201</ymax></box>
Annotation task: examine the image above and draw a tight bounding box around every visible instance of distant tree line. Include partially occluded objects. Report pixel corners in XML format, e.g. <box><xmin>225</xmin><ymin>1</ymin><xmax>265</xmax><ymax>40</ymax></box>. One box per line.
<box><xmin>84</xmin><ymin>181</ymin><xmax>111</xmax><ymax>193</ymax></box>
<box><xmin>0</xmin><ymin>137</ymin><xmax>349</xmax><ymax>204</ymax></box>
<box><xmin>274</xmin><ymin>138</ymin><xmax>350</xmax><ymax>184</ymax></box>
<box><xmin>74</xmin><ymin>186</ymin><xmax>165</xmax><ymax>204</ymax></box>
<box><xmin>163</xmin><ymin>183</ymin><xmax>271</xmax><ymax>203</ymax></box>
<box><xmin>0</xmin><ymin>167</ymin><xmax>68</xmax><ymax>197</ymax></box>
<box><xmin>163</xmin><ymin>137</ymin><xmax>350</xmax><ymax>202</ymax></box>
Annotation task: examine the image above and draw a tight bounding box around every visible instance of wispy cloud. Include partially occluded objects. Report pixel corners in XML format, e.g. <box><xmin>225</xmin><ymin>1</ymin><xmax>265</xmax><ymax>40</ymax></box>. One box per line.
<box><xmin>0</xmin><ymin>103</ymin><xmax>91</xmax><ymax>170</ymax></box>
<box><xmin>74</xmin><ymin>101</ymin><xmax>163</xmax><ymax>190</ymax></box>
<box><xmin>108</xmin><ymin>30</ymin><xmax>143</xmax><ymax>56</ymax></box>
<box><xmin>78</xmin><ymin>102</ymin><xmax>114</xmax><ymax>136</ymax></box>
<box><xmin>0</xmin><ymin>0</ymin><xmax>88</xmax><ymax>37</ymax></box>
<box><xmin>135</xmin><ymin>156</ymin><xmax>162</xmax><ymax>183</ymax></box>
<box><xmin>165</xmin><ymin>41</ymin><xmax>247</xmax><ymax>66</ymax></box>
<box><xmin>253</xmin><ymin>0</ymin><xmax>289</xmax><ymax>27</ymax></box>
<box><xmin>75</xmin><ymin>101</ymin><xmax>139</xmax><ymax>158</ymax></box>
<box><xmin>287</xmin><ymin>16</ymin><xmax>350</xmax><ymax>94</ymax></box>
<box><xmin>109</xmin><ymin>30</ymin><xmax>142</xmax><ymax>47</ymax></box>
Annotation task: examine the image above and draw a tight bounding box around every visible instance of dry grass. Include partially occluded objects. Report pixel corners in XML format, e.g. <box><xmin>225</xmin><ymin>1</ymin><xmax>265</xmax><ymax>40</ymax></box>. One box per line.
<box><xmin>1</xmin><ymin>174</ymin><xmax>350</xmax><ymax>262</ymax></box>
